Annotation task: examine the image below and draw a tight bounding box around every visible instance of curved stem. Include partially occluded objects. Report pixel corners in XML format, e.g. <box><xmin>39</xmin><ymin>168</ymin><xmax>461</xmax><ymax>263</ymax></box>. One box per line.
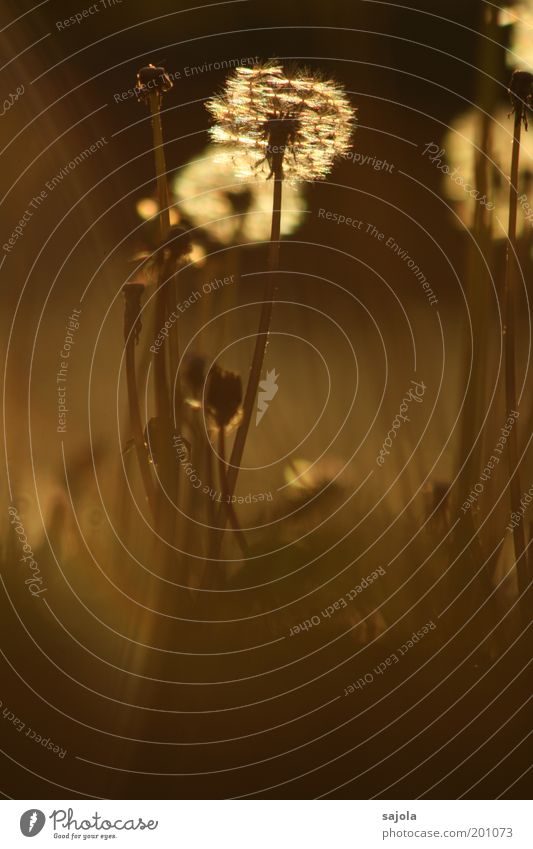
<box><xmin>148</xmin><ymin>92</ymin><xmax>171</xmax><ymax>244</ymax></box>
<box><xmin>148</xmin><ymin>92</ymin><xmax>171</xmax><ymax>425</ymax></box>
<box><xmin>218</xmin><ymin>428</ymin><xmax>249</xmax><ymax>559</ymax></box>
<box><xmin>124</xmin><ymin>292</ymin><xmax>157</xmax><ymax>517</ymax></box>
<box><xmin>148</xmin><ymin>93</ymin><xmax>181</xmax><ymax>417</ymax></box>
<box><xmin>147</xmin><ymin>91</ymin><xmax>180</xmax><ymax>547</ymax></box>
<box><xmin>227</xmin><ymin>172</ymin><xmax>282</xmax><ymax>495</ymax></box>
<box><xmin>207</xmin><ymin>169</ymin><xmax>283</xmax><ymax>561</ymax></box>
<box><xmin>205</xmin><ymin>432</ymin><xmax>216</xmax><ymax>529</ymax></box>
<box><xmin>504</xmin><ymin>111</ymin><xmax>529</xmax><ymax>621</ymax></box>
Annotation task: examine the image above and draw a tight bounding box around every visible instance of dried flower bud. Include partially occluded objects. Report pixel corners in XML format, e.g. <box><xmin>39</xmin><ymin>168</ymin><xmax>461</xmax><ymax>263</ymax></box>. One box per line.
<box><xmin>206</xmin><ymin>365</ymin><xmax>243</xmax><ymax>429</ymax></box>
<box><xmin>509</xmin><ymin>69</ymin><xmax>533</xmax><ymax>128</ymax></box>
<box><xmin>135</xmin><ymin>64</ymin><xmax>173</xmax><ymax>104</ymax></box>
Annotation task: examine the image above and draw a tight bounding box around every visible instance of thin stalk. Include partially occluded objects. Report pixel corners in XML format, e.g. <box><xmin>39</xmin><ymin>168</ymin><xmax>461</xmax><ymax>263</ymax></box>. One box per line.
<box><xmin>218</xmin><ymin>428</ymin><xmax>249</xmax><ymax>558</ymax></box>
<box><xmin>148</xmin><ymin>91</ymin><xmax>171</xmax><ymax>421</ymax></box>
<box><xmin>449</xmin><ymin>8</ymin><xmax>503</xmax><ymax>633</ymax></box>
<box><xmin>161</xmin><ymin>254</ymin><xmax>183</xmax><ymax>415</ymax></box>
<box><xmin>227</xmin><ymin>169</ymin><xmax>282</xmax><ymax>496</ymax></box>
<box><xmin>147</xmin><ymin>90</ymin><xmax>179</xmax><ymax>547</ymax></box>
<box><xmin>205</xmin><ymin>433</ymin><xmax>216</xmax><ymax>530</ymax></box>
<box><xmin>520</xmin><ymin>198</ymin><xmax>533</xmax><ymax>476</ymax></box>
<box><xmin>523</xmin><ymin>522</ymin><xmax>533</xmax><ymax>596</ymax></box>
<box><xmin>126</xmin><ymin>344</ymin><xmax>157</xmax><ymax>518</ymax></box>
<box><xmin>147</xmin><ymin>92</ymin><xmax>182</xmax><ymax>417</ymax></box>
<box><xmin>207</xmin><ymin>164</ymin><xmax>283</xmax><ymax>562</ymax></box>
<box><xmin>504</xmin><ymin>109</ymin><xmax>529</xmax><ymax>622</ymax></box>
<box><xmin>453</xmin><ymin>111</ymin><xmax>493</xmax><ymax>606</ymax></box>
<box><xmin>148</xmin><ymin>91</ymin><xmax>171</xmax><ymax>244</ymax></box>
<box><xmin>454</xmin><ymin>4</ymin><xmax>498</xmax><ymax>567</ymax></box>
<box><xmin>123</xmin><ymin>285</ymin><xmax>157</xmax><ymax>517</ymax></box>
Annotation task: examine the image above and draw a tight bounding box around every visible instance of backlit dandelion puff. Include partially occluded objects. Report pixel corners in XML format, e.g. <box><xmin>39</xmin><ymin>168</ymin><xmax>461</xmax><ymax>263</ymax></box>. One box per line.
<box><xmin>207</xmin><ymin>63</ymin><xmax>355</xmax><ymax>182</ymax></box>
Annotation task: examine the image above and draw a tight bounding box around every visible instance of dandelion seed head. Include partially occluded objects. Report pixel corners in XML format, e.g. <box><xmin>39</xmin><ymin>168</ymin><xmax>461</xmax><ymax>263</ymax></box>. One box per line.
<box><xmin>500</xmin><ymin>1</ymin><xmax>533</xmax><ymax>73</ymax></box>
<box><xmin>206</xmin><ymin>63</ymin><xmax>355</xmax><ymax>183</ymax></box>
<box><xmin>445</xmin><ymin>106</ymin><xmax>533</xmax><ymax>236</ymax></box>
<box><xmin>172</xmin><ymin>144</ymin><xmax>306</xmax><ymax>244</ymax></box>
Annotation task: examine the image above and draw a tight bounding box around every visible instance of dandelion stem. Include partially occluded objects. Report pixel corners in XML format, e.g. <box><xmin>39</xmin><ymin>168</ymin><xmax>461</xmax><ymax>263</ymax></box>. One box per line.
<box><xmin>148</xmin><ymin>92</ymin><xmax>171</xmax><ymax>244</ymax></box>
<box><xmin>147</xmin><ymin>90</ymin><xmax>179</xmax><ymax>546</ymax></box>
<box><xmin>147</xmin><ymin>93</ymin><xmax>181</xmax><ymax>410</ymax></box>
<box><xmin>123</xmin><ymin>285</ymin><xmax>157</xmax><ymax>518</ymax></box>
<box><xmin>504</xmin><ymin>107</ymin><xmax>530</xmax><ymax>623</ymax></box>
<box><xmin>228</xmin><ymin>167</ymin><xmax>282</xmax><ymax>494</ymax></box>
<box><xmin>148</xmin><ymin>91</ymin><xmax>171</xmax><ymax>419</ymax></box>
<box><xmin>205</xmin><ymin>432</ymin><xmax>216</xmax><ymax>530</ymax></box>
<box><xmin>218</xmin><ymin>427</ymin><xmax>249</xmax><ymax>558</ymax></box>
<box><xmin>208</xmin><ymin>164</ymin><xmax>283</xmax><ymax>561</ymax></box>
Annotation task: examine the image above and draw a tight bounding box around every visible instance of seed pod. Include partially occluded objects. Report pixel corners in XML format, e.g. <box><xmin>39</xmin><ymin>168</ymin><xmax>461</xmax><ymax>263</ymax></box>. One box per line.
<box><xmin>206</xmin><ymin>365</ymin><xmax>243</xmax><ymax>429</ymax></box>
<box><xmin>135</xmin><ymin>64</ymin><xmax>173</xmax><ymax>103</ymax></box>
<box><xmin>509</xmin><ymin>69</ymin><xmax>533</xmax><ymax>128</ymax></box>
